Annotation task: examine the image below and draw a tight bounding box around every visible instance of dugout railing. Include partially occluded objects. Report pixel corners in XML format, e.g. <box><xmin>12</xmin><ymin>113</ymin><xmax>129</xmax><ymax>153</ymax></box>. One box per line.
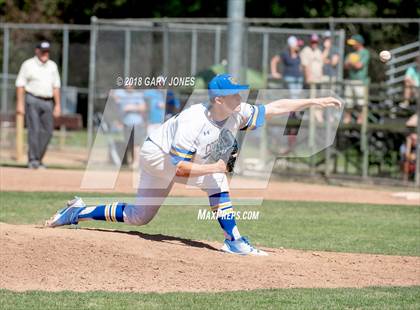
<box><xmin>264</xmin><ymin>79</ymin><xmax>419</xmax><ymax>184</ymax></box>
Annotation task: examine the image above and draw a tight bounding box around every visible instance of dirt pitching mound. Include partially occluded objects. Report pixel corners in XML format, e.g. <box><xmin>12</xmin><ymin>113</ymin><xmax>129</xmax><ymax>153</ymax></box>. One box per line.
<box><xmin>1</xmin><ymin>223</ymin><xmax>419</xmax><ymax>293</ymax></box>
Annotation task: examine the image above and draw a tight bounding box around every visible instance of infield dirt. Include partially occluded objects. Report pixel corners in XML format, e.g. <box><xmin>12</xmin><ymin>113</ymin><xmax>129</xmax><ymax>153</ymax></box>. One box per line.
<box><xmin>1</xmin><ymin>223</ymin><xmax>419</xmax><ymax>293</ymax></box>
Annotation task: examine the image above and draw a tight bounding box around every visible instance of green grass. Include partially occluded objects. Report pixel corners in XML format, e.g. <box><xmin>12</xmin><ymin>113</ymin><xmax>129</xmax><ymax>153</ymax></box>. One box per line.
<box><xmin>7</xmin><ymin>129</ymin><xmax>89</xmax><ymax>148</ymax></box>
<box><xmin>1</xmin><ymin>191</ymin><xmax>419</xmax><ymax>256</ymax></box>
<box><xmin>1</xmin><ymin>287</ymin><xmax>419</xmax><ymax>310</ymax></box>
<box><xmin>49</xmin><ymin>129</ymin><xmax>88</xmax><ymax>148</ymax></box>
<box><xmin>1</xmin><ymin>191</ymin><xmax>419</xmax><ymax>309</ymax></box>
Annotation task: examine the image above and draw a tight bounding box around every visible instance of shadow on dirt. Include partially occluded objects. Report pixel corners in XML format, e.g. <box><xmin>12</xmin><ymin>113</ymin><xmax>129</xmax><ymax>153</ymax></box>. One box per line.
<box><xmin>81</xmin><ymin>227</ymin><xmax>220</xmax><ymax>252</ymax></box>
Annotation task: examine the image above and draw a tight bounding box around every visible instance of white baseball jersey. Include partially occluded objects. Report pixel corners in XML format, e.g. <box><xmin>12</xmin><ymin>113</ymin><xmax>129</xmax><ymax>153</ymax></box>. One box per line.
<box><xmin>148</xmin><ymin>102</ymin><xmax>266</xmax><ymax>166</ymax></box>
<box><xmin>127</xmin><ymin>101</ymin><xmax>266</xmax><ymax>223</ymax></box>
<box><xmin>15</xmin><ymin>56</ymin><xmax>61</xmax><ymax>98</ymax></box>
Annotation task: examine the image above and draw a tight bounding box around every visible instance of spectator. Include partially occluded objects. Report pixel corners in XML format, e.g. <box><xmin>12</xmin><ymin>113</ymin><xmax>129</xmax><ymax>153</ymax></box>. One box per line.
<box><xmin>114</xmin><ymin>85</ymin><xmax>147</xmax><ymax>168</ymax></box>
<box><xmin>270</xmin><ymin>35</ymin><xmax>303</xmax><ymax>98</ymax></box>
<box><xmin>144</xmin><ymin>78</ymin><xmax>166</xmax><ymax>135</ymax></box>
<box><xmin>321</xmin><ymin>31</ymin><xmax>339</xmax><ymax>82</ymax></box>
<box><xmin>300</xmin><ymin>34</ymin><xmax>324</xmax><ymax>88</ymax></box>
<box><xmin>400</xmin><ymin>55</ymin><xmax>420</xmax><ymax>108</ymax></box>
<box><xmin>15</xmin><ymin>41</ymin><xmax>61</xmax><ymax>169</ymax></box>
<box><xmin>343</xmin><ymin>34</ymin><xmax>370</xmax><ymax>124</ymax></box>
<box><xmin>400</xmin><ymin>132</ymin><xmax>417</xmax><ymax>181</ymax></box>
<box><xmin>165</xmin><ymin>89</ymin><xmax>181</xmax><ymax>120</ymax></box>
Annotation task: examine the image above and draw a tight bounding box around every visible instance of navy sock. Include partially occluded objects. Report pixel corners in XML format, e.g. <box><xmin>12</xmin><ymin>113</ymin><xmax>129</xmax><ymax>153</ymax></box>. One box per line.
<box><xmin>77</xmin><ymin>202</ymin><xmax>126</xmax><ymax>222</ymax></box>
<box><xmin>208</xmin><ymin>192</ymin><xmax>241</xmax><ymax>241</ymax></box>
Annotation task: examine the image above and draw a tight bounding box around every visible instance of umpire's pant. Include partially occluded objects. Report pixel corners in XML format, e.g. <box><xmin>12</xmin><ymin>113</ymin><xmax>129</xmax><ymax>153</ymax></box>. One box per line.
<box><xmin>25</xmin><ymin>93</ymin><xmax>54</xmax><ymax>163</ymax></box>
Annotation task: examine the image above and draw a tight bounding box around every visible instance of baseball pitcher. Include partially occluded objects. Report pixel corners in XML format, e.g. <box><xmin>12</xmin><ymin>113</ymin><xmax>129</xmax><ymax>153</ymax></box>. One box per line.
<box><xmin>46</xmin><ymin>74</ymin><xmax>341</xmax><ymax>256</ymax></box>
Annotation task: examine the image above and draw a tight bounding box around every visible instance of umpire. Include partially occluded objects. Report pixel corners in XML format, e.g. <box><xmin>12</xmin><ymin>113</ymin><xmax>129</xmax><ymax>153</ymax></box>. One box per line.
<box><xmin>15</xmin><ymin>41</ymin><xmax>61</xmax><ymax>169</ymax></box>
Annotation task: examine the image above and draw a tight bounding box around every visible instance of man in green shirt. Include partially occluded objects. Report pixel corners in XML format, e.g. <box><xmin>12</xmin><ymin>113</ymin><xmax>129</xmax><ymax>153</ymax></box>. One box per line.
<box><xmin>343</xmin><ymin>34</ymin><xmax>370</xmax><ymax>123</ymax></box>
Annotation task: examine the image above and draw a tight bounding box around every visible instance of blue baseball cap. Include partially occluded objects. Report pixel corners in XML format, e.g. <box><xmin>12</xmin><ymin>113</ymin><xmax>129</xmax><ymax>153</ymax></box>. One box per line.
<box><xmin>208</xmin><ymin>74</ymin><xmax>249</xmax><ymax>98</ymax></box>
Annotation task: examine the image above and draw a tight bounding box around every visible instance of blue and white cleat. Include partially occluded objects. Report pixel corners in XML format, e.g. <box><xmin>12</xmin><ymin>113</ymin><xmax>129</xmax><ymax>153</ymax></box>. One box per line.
<box><xmin>221</xmin><ymin>236</ymin><xmax>268</xmax><ymax>256</ymax></box>
<box><xmin>45</xmin><ymin>197</ymin><xmax>85</xmax><ymax>227</ymax></box>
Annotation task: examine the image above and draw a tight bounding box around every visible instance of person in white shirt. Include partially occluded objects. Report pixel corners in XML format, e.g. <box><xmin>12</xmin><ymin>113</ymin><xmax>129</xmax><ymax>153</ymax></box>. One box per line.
<box><xmin>45</xmin><ymin>74</ymin><xmax>341</xmax><ymax>256</ymax></box>
<box><xmin>300</xmin><ymin>34</ymin><xmax>324</xmax><ymax>87</ymax></box>
<box><xmin>15</xmin><ymin>41</ymin><xmax>61</xmax><ymax>169</ymax></box>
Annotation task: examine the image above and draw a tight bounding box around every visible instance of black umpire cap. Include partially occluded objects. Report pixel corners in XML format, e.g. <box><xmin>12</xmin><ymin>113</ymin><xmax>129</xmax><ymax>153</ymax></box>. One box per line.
<box><xmin>36</xmin><ymin>41</ymin><xmax>51</xmax><ymax>51</ymax></box>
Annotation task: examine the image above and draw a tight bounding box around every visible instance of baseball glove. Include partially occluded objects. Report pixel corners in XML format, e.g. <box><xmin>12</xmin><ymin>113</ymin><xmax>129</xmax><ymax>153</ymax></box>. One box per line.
<box><xmin>210</xmin><ymin>128</ymin><xmax>239</xmax><ymax>173</ymax></box>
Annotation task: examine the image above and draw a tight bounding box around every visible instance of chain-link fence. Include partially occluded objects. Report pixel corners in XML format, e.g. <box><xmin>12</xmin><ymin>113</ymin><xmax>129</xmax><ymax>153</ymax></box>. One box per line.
<box><xmin>1</xmin><ymin>18</ymin><xmax>419</xmax><ymax>185</ymax></box>
<box><xmin>0</xmin><ymin>24</ymin><xmax>92</xmax><ymax>166</ymax></box>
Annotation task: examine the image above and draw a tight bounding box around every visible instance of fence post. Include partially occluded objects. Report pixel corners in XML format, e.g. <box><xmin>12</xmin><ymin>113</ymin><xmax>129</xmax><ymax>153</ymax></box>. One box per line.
<box><xmin>242</xmin><ymin>23</ymin><xmax>248</xmax><ymax>81</ymax></box>
<box><xmin>325</xmin><ymin>105</ymin><xmax>333</xmax><ymax>176</ymax></box>
<box><xmin>214</xmin><ymin>26</ymin><xmax>221</xmax><ymax>65</ymax></box>
<box><xmin>1</xmin><ymin>25</ymin><xmax>9</xmax><ymax>115</ymax></box>
<box><xmin>2</xmin><ymin>25</ymin><xmax>23</xmax><ymax>162</ymax></box>
<box><xmin>337</xmin><ymin>29</ymin><xmax>345</xmax><ymax>83</ymax></box>
<box><xmin>124</xmin><ymin>28</ymin><xmax>131</xmax><ymax>78</ymax></box>
<box><xmin>361</xmin><ymin>82</ymin><xmax>369</xmax><ymax>179</ymax></box>
<box><xmin>61</xmin><ymin>26</ymin><xmax>69</xmax><ymax>115</ymax></box>
<box><xmin>324</xmin><ymin>18</ymin><xmax>335</xmax><ymax>177</ymax></box>
<box><xmin>61</xmin><ymin>26</ymin><xmax>69</xmax><ymax>89</ymax></box>
<box><xmin>87</xmin><ymin>16</ymin><xmax>98</xmax><ymax>148</ymax></box>
<box><xmin>259</xmin><ymin>120</ymin><xmax>268</xmax><ymax>173</ymax></box>
<box><xmin>262</xmin><ymin>33</ymin><xmax>269</xmax><ymax>85</ymax></box>
<box><xmin>227</xmin><ymin>0</ymin><xmax>245</xmax><ymax>82</ymax></box>
<box><xmin>309</xmin><ymin>83</ymin><xmax>316</xmax><ymax>175</ymax></box>
<box><xmin>416</xmin><ymin>88</ymin><xmax>420</xmax><ymax>187</ymax></box>
<box><xmin>190</xmin><ymin>29</ymin><xmax>197</xmax><ymax>76</ymax></box>
<box><xmin>415</xmin><ymin>22</ymin><xmax>420</xmax><ymax>187</ymax></box>
<box><xmin>162</xmin><ymin>23</ymin><xmax>169</xmax><ymax>76</ymax></box>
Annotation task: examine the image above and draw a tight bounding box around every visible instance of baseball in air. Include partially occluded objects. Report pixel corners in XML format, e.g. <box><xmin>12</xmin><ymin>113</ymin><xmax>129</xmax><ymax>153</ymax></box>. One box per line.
<box><xmin>379</xmin><ymin>50</ymin><xmax>392</xmax><ymax>63</ymax></box>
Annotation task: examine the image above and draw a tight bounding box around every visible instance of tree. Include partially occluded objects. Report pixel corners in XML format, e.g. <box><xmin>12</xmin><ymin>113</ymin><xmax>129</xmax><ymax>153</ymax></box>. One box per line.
<box><xmin>2</xmin><ymin>0</ymin><xmax>419</xmax><ymax>24</ymax></box>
